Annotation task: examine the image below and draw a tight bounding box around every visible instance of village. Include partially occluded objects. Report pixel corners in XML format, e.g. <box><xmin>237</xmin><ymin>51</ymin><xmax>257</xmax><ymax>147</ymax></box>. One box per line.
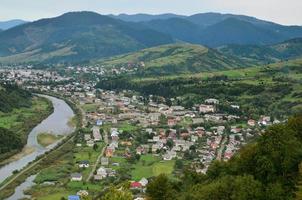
<box><xmin>0</xmin><ymin>68</ymin><xmax>280</xmax><ymax>200</ymax></box>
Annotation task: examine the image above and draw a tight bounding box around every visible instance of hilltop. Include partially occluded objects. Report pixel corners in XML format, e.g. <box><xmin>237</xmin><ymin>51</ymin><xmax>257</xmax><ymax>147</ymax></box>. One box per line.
<box><xmin>97</xmin><ymin>43</ymin><xmax>250</xmax><ymax>75</ymax></box>
<box><xmin>0</xmin><ymin>12</ymin><xmax>173</xmax><ymax>64</ymax></box>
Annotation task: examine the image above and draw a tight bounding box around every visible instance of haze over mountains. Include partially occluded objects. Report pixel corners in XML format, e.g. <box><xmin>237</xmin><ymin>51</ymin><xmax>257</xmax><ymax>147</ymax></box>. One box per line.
<box><xmin>0</xmin><ymin>11</ymin><xmax>302</xmax><ymax>64</ymax></box>
<box><xmin>0</xmin><ymin>19</ymin><xmax>28</xmax><ymax>30</ymax></box>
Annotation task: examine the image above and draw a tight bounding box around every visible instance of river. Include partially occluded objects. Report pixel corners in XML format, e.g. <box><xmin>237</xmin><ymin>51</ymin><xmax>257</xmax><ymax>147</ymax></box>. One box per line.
<box><xmin>0</xmin><ymin>95</ymin><xmax>75</xmax><ymax>184</ymax></box>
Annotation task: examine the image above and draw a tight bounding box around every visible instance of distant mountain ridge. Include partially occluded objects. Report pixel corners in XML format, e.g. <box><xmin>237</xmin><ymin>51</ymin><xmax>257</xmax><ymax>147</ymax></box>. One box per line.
<box><xmin>124</xmin><ymin>13</ymin><xmax>302</xmax><ymax>47</ymax></box>
<box><xmin>109</xmin><ymin>13</ymin><xmax>186</xmax><ymax>22</ymax></box>
<box><xmin>0</xmin><ymin>19</ymin><xmax>28</xmax><ymax>30</ymax></box>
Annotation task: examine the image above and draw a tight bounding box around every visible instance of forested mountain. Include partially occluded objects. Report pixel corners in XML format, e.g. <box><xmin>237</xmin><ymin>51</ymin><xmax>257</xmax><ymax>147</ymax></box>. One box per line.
<box><xmin>0</xmin><ymin>19</ymin><xmax>28</xmax><ymax>30</ymax></box>
<box><xmin>97</xmin><ymin>43</ymin><xmax>250</xmax><ymax>75</ymax></box>
<box><xmin>0</xmin><ymin>12</ymin><xmax>173</xmax><ymax>64</ymax></box>
<box><xmin>218</xmin><ymin>38</ymin><xmax>302</xmax><ymax>63</ymax></box>
<box><xmin>141</xmin><ymin>18</ymin><xmax>204</xmax><ymax>44</ymax></box>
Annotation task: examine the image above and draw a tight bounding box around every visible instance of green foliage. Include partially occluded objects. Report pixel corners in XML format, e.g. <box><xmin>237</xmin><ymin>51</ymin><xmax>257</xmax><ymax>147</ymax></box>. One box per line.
<box><xmin>0</xmin><ymin>127</ymin><xmax>22</xmax><ymax>153</ymax></box>
<box><xmin>182</xmin><ymin>175</ymin><xmax>263</xmax><ymax>200</ymax></box>
<box><xmin>0</xmin><ymin>83</ymin><xmax>32</xmax><ymax>112</ymax></box>
<box><xmin>101</xmin><ymin>187</ymin><xmax>132</xmax><ymax>200</ymax></box>
<box><xmin>146</xmin><ymin>174</ymin><xmax>176</xmax><ymax>200</ymax></box>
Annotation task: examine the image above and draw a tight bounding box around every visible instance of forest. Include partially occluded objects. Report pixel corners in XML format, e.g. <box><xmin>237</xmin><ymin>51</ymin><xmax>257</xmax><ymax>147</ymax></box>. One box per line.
<box><xmin>0</xmin><ymin>84</ymin><xmax>52</xmax><ymax>161</ymax></box>
<box><xmin>0</xmin><ymin>83</ymin><xmax>32</xmax><ymax>113</ymax></box>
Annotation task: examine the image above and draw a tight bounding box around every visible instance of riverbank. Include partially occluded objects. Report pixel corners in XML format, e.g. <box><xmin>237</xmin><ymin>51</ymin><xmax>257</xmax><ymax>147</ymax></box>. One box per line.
<box><xmin>0</xmin><ymin>94</ymin><xmax>82</xmax><ymax>200</ymax></box>
<box><xmin>0</xmin><ymin>96</ymin><xmax>53</xmax><ymax>165</ymax></box>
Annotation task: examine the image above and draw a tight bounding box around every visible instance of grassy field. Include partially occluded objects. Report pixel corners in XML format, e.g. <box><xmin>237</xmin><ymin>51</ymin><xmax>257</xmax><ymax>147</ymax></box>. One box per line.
<box><xmin>73</xmin><ymin>142</ymin><xmax>105</xmax><ymax>179</ymax></box>
<box><xmin>81</xmin><ymin>103</ymin><xmax>99</xmax><ymax>113</ymax></box>
<box><xmin>131</xmin><ymin>155</ymin><xmax>175</xmax><ymax>180</ymax></box>
<box><xmin>37</xmin><ymin>133</ymin><xmax>63</xmax><ymax>147</ymax></box>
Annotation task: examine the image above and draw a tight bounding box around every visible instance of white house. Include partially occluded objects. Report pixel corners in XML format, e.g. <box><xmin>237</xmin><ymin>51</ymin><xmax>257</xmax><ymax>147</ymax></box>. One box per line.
<box><xmin>71</xmin><ymin>173</ymin><xmax>82</xmax><ymax>181</ymax></box>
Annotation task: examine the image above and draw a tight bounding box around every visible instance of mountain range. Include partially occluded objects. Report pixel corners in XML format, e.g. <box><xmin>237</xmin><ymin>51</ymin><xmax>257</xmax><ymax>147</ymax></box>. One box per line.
<box><xmin>0</xmin><ymin>19</ymin><xmax>28</xmax><ymax>30</ymax></box>
<box><xmin>135</xmin><ymin>13</ymin><xmax>302</xmax><ymax>47</ymax></box>
<box><xmin>0</xmin><ymin>12</ymin><xmax>173</xmax><ymax>64</ymax></box>
<box><xmin>0</xmin><ymin>11</ymin><xmax>302</xmax><ymax>64</ymax></box>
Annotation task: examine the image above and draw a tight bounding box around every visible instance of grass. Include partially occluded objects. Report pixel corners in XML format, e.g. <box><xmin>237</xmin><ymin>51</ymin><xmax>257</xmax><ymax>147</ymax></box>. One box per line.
<box><xmin>81</xmin><ymin>103</ymin><xmax>99</xmax><ymax>113</ymax></box>
<box><xmin>131</xmin><ymin>155</ymin><xmax>175</xmax><ymax>180</ymax></box>
<box><xmin>119</xmin><ymin>122</ymin><xmax>139</xmax><ymax>132</ymax></box>
<box><xmin>37</xmin><ymin>133</ymin><xmax>63</xmax><ymax>147</ymax></box>
<box><xmin>73</xmin><ymin>142</ymin><xmax>105</xmax><ymax>179</ymax></box>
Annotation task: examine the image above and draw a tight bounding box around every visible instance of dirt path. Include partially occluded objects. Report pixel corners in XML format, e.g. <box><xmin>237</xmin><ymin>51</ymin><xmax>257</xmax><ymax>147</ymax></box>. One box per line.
<box><xmin>86</xmin><ymin>131</ymin><xmax>108</xmax><ymax>182</ymax></box>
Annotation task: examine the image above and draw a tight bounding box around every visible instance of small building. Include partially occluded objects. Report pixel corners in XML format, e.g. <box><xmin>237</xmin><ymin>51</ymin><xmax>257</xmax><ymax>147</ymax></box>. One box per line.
<box><xmin>167</xmin><ymin>118</ymin><xmax>176</xmax><ymax>127</ymax></box>
<box><xmin>130</xmin><ymin>181</ymin><xmax>143</xmax><ymax>189</ymax></box>
<box><xmin>78</xmin><ymin>160</ymin><xmax>90</xmax><ymax>168</ymax></box>
<box><xmin>70</xmin><ymin>173</ymin><xmax>82</xmax><ymax>181</ymax></box>
<box><xmin>205</xmin><ymin>98</ymin><xmax>219</xmax><ymax>104</ymax></box>
<box><xmin>86</xmin><ymin>140</ymin><xmax>94</xmax><ymax>147</ymax></box>
<box><xmin>247</xmin><ymin>119</ymin><xmax>256</xmax><ymax>126</ymax></box>
<box><xmin>101</xmin><ymin>157</ymin><xmax>109</xmax><ymax>166</ymax></box>
<box><xmin>199</xmin><ymin>104</ymin><xmax>215</xmax><ymax>113</ymax></box>
<box><xmin>139</xmin><ymin>178</ymin><xmax>149</xmax><ymax>187</ymax></box>
<box><xmin>92</xmin><ymin>126</ymin><xmax>102</xmax><ymax>141</ymax></box>
<box><xmin>68</xmin><ymin>195</ymin><xmax>80</xmax><ymax>200</ymax></box>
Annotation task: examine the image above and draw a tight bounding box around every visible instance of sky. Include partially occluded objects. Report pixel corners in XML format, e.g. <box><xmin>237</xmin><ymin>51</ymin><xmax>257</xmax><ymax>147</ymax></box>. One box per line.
<box><xmin>0</xmin><ymin>0</ymin><xmax>301</xmax><ymax>25</ymax></box>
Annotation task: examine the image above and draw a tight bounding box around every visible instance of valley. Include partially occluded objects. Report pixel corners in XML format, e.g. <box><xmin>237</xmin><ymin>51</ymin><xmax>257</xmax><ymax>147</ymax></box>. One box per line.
<box><xmin>0</xmin><ymin>8</ymin><xmax>301</xmax><ymax>200</ymax></box>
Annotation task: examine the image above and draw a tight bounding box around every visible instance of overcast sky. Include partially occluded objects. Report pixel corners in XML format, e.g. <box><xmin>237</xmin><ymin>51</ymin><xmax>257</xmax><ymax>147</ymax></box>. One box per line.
<box><xmin>0</xmin><ymin>0</ymin><xmax>301</xmax><ymax>25</ymax></box>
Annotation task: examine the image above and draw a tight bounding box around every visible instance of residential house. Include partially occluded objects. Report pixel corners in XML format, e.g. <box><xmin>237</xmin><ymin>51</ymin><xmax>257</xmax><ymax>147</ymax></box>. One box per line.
<box><xmin>92</xmin><ymin>126</ymin><xmax>102</xmax><ymax>141</ymax></box>
<box><xmin>68</xmin><ymin>195</ymin><xmax>80</xmax><ymax>200</ymax></box>
<box><xmin>70</xmin><ymin>173</ymin><xmax>82</xmax><ymax>181</ymax></box>
<box><xmin>139</xmin><ymin>178</ymin><xmax>149</xmax><ymax>187</ymax></box>
<box><xmin>199</xmin><ymin>104</ymin><xmax>215</xmax><ymax>113</ymax></box>
<box><xmin>101</xmin><ymin>157</ymin><xmax>109</xmax><ymax>166</ymax></box>
<box><xmin>205</xmin><ymin>98</ymin><xmax>219</xmax><ymax>104</ymax></box>
<box><xmin>78</xmin><ymin>160</ymin><xmax>90</xmax><ymax>168</ymax></box>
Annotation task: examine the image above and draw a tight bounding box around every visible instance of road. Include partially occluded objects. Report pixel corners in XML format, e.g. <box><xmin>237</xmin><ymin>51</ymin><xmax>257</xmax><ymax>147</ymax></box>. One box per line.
<box><xmin>86</xmin><ymin>131</ymin><xmax>109</xmax><ymax>182</ymax></box>
<box><xmin>216</xmin><ymin>135</ymin><xmax>228</xmax><ymax>161</ymax></box>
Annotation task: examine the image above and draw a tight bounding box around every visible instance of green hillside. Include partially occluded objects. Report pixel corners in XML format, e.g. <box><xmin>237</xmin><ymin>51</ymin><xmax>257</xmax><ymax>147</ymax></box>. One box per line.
<box><xmin>98</xmin><ymin>43</ymin><xmax>250</xmax><ymax>75</ymax></box>
<box><xmin>97</xmin><ymin>58</ymin><xmax>302</xmax><ymax>117</ymax></box>
<box><xmin>218</xmin><ymin>38</ymin><xmax>302</xmax><ymax>63</ymax></box>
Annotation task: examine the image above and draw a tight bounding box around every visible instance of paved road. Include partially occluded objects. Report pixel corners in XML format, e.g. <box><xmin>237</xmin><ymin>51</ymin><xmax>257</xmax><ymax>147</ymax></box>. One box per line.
<box><xmin>86</xmin><ymin>131</ymin><xmax>108</xmax><ymax>182</ymax></box>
